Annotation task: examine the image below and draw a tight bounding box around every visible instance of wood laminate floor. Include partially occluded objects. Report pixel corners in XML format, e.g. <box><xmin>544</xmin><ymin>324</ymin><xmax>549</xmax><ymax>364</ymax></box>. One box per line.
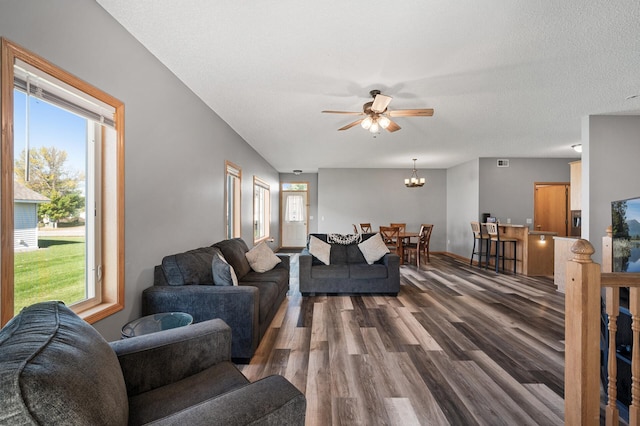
<box><xmin>240</xmin><ymin>254</ymin><xmax>569</xmax><ymax>425</ymax></box>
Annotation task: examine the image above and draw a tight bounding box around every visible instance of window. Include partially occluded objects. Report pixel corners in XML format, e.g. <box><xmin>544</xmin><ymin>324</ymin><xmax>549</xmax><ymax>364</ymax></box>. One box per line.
<box><xmin>225</xmin><ymin>161</ymin><xmax>241</xmax><ymax>239</ymax></box>
<box><xmin>1</xmin><ymin>39</ymin><xmax>124</xmax><ymax>326</ymax></box>
<box><xmin>253</xmin><ymin>177</ymin><xmax>270</xmax><ymax>243</ymax></box>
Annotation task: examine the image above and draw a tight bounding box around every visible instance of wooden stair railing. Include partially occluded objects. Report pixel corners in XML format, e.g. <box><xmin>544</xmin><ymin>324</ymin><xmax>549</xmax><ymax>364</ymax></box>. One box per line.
<box><xmin>565</xmin><ymin>233</ymin><xmax>640</xmax><ymax>425</ymax></box>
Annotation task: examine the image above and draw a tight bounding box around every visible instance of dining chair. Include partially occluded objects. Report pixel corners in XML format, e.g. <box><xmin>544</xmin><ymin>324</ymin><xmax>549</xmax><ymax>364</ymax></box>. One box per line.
<box><xmin>360</xmin><ymin>223</ymin><xmax>372</xmax><ymax>233</ymax></box>
<box><xmin>402</xmin><ymin>225</ymin><xmax>421</xmax><ymax>266</ymax></box>
<box><xmin>484</xmin><ymin>222</ymin><xmax>517</xmax><ymax>274</ymax></box>
<box><xmin>470</xmin><ymin>221</ymin><xmax>489</xmax><ymax>267</ymax></box>
<box><xmin>379</xmin><ymin>226</ymin><xmax>400</xmax><ymax>255</ymax></box>
<box><xmin>418</xmin><ymin>224</ymin><xmax>434</xmax><ymax>263</ymax></box>
<box><xmin>353</xmin><ymin>224</ymin><xmax>359</xmax><ymax>234</ymax></box>
<box><xmin>390</xmin><ymin>223</ymin><xmax>406</xmax><ymax>233</ymax></box>
<box><xmin>402</xmin><ymin>224</ymin><xmax>433</xmax><ymax>266</ymax></box>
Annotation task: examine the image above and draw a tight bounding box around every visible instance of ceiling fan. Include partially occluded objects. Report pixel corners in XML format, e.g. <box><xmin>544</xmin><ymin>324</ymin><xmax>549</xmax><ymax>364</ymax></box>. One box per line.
<box><xmin>322</xmin><ymin>89</ymin><xmax>434</xmax><ymax>133</ymax></box>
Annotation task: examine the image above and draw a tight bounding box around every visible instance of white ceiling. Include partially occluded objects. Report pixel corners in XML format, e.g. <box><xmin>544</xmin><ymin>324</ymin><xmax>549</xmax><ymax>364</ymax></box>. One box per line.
<box><xmin>97</xmin><ymin>0</ymin><xmax>640</xmax><ymax>172</ymax></box>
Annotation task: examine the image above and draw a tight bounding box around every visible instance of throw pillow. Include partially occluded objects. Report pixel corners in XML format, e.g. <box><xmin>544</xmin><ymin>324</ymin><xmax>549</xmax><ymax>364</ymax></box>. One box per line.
<box><xmin>309</xmin><ymin>235</ymin><xmax>331</xmax><ymax>265</ymax></box>
<box><xmin>358</xmin><ymin>232</ymin><xmax>389</xmax><ymax>265</ymax></box>
<box><xmin>212</xmin><ymin>254</ymin><xmax>238</xmax><ymax>286</ymax></box>
<box><xmin>245</xmin><ymin>241</ymin><xmax>282</xmax><ymax>273</ymax></box>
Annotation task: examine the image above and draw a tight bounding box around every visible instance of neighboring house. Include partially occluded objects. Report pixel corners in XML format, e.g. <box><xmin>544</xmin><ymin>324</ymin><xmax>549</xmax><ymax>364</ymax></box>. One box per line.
<box><xmin>14</xmin><ymin>182</ymin><xmax>49</xmax><ymax>251</ymax></box>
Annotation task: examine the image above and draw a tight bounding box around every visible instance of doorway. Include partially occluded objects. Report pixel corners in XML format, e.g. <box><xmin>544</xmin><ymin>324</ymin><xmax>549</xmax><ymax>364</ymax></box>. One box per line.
<box><xmin>280</xmin><ymin>183</ymin><xmax>308</xmax><ymax>247</ymax></box>
<box><xmin>534</xmin><ymin>182</ymin><xmax>570</xmax><ymax>237</ymax></box>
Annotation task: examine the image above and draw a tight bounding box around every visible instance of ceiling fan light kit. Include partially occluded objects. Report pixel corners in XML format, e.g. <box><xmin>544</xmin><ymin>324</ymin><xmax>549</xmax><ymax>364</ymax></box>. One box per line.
<box><xmin>405</xmin><ymin>159</ymin><xmax>425</xmax><ymax>188</ymax></box>
<box><xmin>322</xmin><ymin>89</ymin><xmax>434</xmax><ymax>134</ymax></box>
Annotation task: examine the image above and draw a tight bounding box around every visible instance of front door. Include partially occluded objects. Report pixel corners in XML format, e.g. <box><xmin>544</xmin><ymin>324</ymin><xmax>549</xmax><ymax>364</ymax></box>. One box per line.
<box><xmin>281</xmin><ymin>190</ymin><xmax>308</xmax><ymax>247</ymax></box>
<box><xmin>534</xmin><ymin>183</ymin><xmax>570</xmax><ymax>237</ymax></box>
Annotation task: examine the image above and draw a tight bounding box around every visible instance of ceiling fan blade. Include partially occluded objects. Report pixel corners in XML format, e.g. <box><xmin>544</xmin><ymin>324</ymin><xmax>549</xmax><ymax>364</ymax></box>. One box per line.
<box><xmin>388</xmin><ymin>108</ymin><xmax>434</xmax><ymax>117</ymax></box>
<box><xmin>338</xmin><ymin>119</ymin><xmax>363</xmax><ymax>131</ymax></box>
<box><xmin>385</xmin><ymin>120</ymin><xmax>401</xmax><ymax>132</ymax></box>
<box><xmin>371</xmin><ymin>94</ymin><xmax>392</xmax><ymax>113</ymax></box>
<box><xmin>322</xmin><ymin>110</ymin><xmax>364</xmax><ymax>115</ymax></box>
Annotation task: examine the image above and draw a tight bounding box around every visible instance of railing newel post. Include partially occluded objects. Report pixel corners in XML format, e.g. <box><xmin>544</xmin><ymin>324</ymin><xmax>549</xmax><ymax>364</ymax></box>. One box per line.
<box><xmin>565</xmin><ymin>239</ymin><xmax>600</xmax><ymax>425</ymax></box>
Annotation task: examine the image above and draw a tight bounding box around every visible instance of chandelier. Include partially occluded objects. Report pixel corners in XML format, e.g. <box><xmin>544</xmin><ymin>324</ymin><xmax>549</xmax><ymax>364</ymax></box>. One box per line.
<box><xmin>404</xmin><ymin>159</ymin><xmax>425</xmax><ymax>187</ymax></box>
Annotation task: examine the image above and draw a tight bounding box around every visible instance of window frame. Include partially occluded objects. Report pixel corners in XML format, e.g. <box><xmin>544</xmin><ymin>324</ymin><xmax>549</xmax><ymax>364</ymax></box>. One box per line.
<box><xmin>253</xmin><ymin>176</ymin><xmax>270</xmax><ymax>244</ymax></box>
<box><xmin>0</xmin><ymin>38</ymin><xmax>125</xmax><ymax>326</ymax></box>
<box><xmin>225</xmin><ymin>161</ymin><xmax>242</xmax><ymax>240</ymax></box>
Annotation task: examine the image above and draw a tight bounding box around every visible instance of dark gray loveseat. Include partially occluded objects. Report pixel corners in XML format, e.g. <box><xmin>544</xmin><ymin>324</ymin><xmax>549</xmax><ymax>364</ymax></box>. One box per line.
<box><xmin>0</xmin><ymin>301</ymin><xmax>305</xmax><ymax>425</ymax></box>
<box><xmin>142</xmin><ymin>238</ymin><xmax>289</xmax><ymax>362</ymax></box>
<box><xmin>299</xmin><ymin>233</ymin><xmax>400</xmax><ymax>296</ymax></box>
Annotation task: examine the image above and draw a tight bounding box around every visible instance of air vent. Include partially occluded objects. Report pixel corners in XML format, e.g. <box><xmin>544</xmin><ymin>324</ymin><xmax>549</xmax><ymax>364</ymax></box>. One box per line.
<box><xmin>497</xmin><ymin>159</ymin><xmax>510</xmax><ymax>167</ymax></box>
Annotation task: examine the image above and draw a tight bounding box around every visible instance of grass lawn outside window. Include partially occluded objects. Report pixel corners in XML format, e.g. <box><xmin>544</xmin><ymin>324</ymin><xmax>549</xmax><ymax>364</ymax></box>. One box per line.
<box><xmin>14</xmin><ymin>237</ymin><xmax>85</xmax><ymax>313</ymax></box>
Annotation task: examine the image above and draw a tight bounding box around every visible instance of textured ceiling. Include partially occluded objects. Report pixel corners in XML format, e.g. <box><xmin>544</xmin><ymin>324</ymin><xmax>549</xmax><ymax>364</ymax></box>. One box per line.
<box><xmin>97</xmin><ymin>0</ymin><xmax>640</xmax><ymax>172</ymax></box>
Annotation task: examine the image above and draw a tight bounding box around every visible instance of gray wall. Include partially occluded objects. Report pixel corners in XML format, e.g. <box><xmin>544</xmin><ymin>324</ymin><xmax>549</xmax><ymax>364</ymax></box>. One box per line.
<box><xmin>317</xmin><ymin>168</ymin><xmax>447</xmax><ymax>251</ymax></box>
<box><xmin>446</xmin><ymin>159</ymin><xmax>480</xmax><ymax>258</ymax></box>
<box><xmin>279</xmin><ymin>172</ymin><xmax>319</xmax><ymax>236</ymax></box>
<box><xmin>583</xmin><ymin>115</ymin><xmax>640</xmax><ymax>262</ymax></box>
<box><xmin>479</xmin><ymin>157</ymin><xmax>578</xmax><ymax>228</ymax></box>
<box><xmin>1</xmin><ymin>0</ymin><xmax>280</xmax><ymax>340</ymax></box>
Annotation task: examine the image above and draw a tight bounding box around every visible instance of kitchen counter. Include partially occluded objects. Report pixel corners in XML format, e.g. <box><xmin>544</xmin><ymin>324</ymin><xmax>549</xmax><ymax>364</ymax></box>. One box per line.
<box><xmin>491</xmin><ymin>225</ymin><xmax>557</xmax><ymax>276</ymax></box>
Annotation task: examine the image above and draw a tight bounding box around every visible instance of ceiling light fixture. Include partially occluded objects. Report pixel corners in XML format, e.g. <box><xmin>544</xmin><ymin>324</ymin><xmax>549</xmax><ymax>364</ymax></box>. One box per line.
<box><xmin>404</xmin><ymin>159</ymin><xmax>425</xmax><ymax>188</ymax></box>
<box><xmin>361</xmin><ymin>116</ymin><xmax>373</xmax><ymax>130</ymax></box>
<box><xmin>361</xmin><ymin>115</ymin><xmax>386</xmax><ymax>134</ymax></box>
<box><xmin>571</xmin><ymin>144</ymin><xmax>582</xmax><ymax>153</ymax></box>
<box><xmin>293</xmin><ymin>169</ymin><xmax>302</xmax><ymax>175</ymax></box>
<box><xmin>378</xmin><ymin>115</ymin><xmax>391</xmax><ymax>129</ymax></box>
<box><xmin>360</xmin><ymin>112</ymin><xmax>392</xmax><ymax>134</ymax></box>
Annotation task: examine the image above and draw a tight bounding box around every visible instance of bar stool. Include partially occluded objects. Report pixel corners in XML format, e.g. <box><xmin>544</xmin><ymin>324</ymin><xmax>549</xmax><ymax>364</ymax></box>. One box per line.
<box><xmin>485</xmin><ymin>222</ymin><xmax>517</xmax><ymax>274</ymax></box>
<box><xmin>470</xmin><ymin>221</ymin><xmax>489</xmax><ymax>267</ymax></box>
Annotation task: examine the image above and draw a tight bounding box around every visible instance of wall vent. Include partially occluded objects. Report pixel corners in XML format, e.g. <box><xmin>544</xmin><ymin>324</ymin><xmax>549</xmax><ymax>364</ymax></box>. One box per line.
<box><xmin>497</xmin><ymin>159</ymin><xmax>510</xmax><ymax>167</ymax></box>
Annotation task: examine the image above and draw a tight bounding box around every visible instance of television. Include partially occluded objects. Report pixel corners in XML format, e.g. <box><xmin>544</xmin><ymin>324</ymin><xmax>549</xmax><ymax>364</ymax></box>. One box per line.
<box><xmin>612</xmin><ymin>196</ymin><xmax>640</xmax><ymax>273</ymax></box>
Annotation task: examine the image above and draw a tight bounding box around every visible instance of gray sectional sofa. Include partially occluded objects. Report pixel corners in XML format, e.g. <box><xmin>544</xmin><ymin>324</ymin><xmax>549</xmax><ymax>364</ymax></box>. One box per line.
<box><xmin>299</xmin><ymin>233</ymin><xmax>400</xmax><ymax>296</ymax></box>
<box><xmin>142</xmin><ymin>238</ymin><xmax>289</xmax><ymax>362</ymax></box>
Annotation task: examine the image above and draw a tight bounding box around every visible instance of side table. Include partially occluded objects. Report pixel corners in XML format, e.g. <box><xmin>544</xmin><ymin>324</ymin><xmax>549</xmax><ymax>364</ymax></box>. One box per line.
<box><xmin>121</xmin><ymin>312</ymin><xmax>193</xmax><ymax>338</ymax></box>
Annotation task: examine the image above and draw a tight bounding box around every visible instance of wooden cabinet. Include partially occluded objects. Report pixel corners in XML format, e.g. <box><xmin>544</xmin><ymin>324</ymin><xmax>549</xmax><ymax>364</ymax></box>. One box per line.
<box><xmin>570</xmin><ymin>160</ymin><xmax>581</xmax><ymax>210</ymax></box>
